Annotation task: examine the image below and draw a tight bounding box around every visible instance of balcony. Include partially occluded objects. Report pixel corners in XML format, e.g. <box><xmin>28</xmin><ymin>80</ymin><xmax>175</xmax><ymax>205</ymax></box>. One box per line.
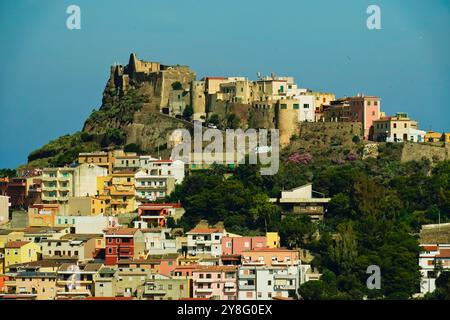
<box><xmin>195</xmin><ymin>278</ymin><xmax>214</xmax><ymax>283</ymax></box>
<box><xmin>242</xmin><ymin>260</ymin><xmax>265</xmax><ymax>266</ymax></box>
<box><xmin>195</xmin><ymin>287</ymin><xmax>213</xmax><ymax>293</ymax></box>
<box><xmin>238</xmin><ymin>273</ymin><xmax>256</xmax><ymax>279</ymax></box>
<box><xmin>224</xmin><ymin>287</ymin><xmax>237</xmax><ymax>293</ymax></box>
<box><xmin>238</xmin><ymin>284</ymin><xmax>255</xmax><ymax>290</ymax></box>
<box><xmin>42</xmin><ymin>195</ymin><xmax>58</xmax><ymax>202</ymax></box>
<box><xmin>224</xmin><ymin>282</ymin><xmax>236</xmax><ymax>288</ymax></box>
<box><xmin>58</xmin><ymin>176</ymin><xmax>71</xmax><ymax>182</ymax></box>
<box><xmin>274</xmin><ymin>284</ymin><xmax>296</xmax><ymax>290</ymax></box>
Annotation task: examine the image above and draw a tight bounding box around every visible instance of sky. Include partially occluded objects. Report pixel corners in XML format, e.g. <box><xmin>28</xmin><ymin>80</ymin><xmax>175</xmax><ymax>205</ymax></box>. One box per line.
<box><xmin>0</xmin><ymin>0</ymin><xmax>449</xmax><ymax>168</ymax></box>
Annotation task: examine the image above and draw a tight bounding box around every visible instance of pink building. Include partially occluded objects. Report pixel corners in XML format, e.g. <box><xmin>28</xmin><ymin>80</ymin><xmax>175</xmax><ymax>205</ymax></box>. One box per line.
<box><xmin>158</xmin><ymin>257</ymin><xmax>178</xmax><ymax>276</ymax></box>
<box><xmin>221</xmin><ymin>236</ymin><xmax>267</xmax><ymax>256</ymax></box>
<box><xmin>325</xmin><ymin>94</ymin><xmax>381</xmax><ymax>140</ymax></box>
<box><xmin>192</xmin><ymin>266</ymin><xmax>238</xmax><ymax>300</ymax></box>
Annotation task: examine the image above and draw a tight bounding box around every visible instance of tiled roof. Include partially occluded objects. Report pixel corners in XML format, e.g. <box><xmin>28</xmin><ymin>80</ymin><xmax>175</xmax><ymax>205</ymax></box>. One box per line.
<box><xmin>436</xmin><ymin>249</ymin><xmax>450</xmax><ymax>259</ymax></box>
<box><xmin>5</xmin><ymin>241</ymin><xmax>30</xmax><ymax>248</ymax></box>
<box><xmin>105</xmin><ymin>228</ymin><xmax>138</xmax><ymax>236</ymax></box>
<box><xmin>193</xmin><ymin>266</ymin><xmax>238</xmax><ymax>273</ymax></box>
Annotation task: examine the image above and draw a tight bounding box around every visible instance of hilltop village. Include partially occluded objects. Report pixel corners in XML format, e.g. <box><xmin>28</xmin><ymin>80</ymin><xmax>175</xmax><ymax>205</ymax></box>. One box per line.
<box><xmin>0</xmin><ymin>53</ymin><xmax>449</xmax><ymax>300</ymax></box>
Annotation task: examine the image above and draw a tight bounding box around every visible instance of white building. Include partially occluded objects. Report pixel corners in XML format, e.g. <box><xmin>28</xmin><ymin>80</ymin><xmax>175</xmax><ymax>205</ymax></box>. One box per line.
<box><xmin>419</xmin><ymin>243</ymin><xmax>450</xmax><ymax>294</ymax></box>
<box><xmin>137</xmin><ymin>225</ymin><xmax>178</xmax><ymax>255</ymax></box>
<box><xmin>238</xmin><ymin>265</ymin><xmax>308</xmax><ymax>300</ymax></box>
<box><xmin>140</xmin><ymin>159</ymin><xmax>185</xmax><ymax>184</ymax></box>
<box><xmin>186</xmin><ymin>225</ymin><xmax>226</xmax><ymax>257</ymax></box>
<box><xmin>54</xmin><ymin>215</ymin><xmax>119</xmax><ymax>234</ymax></box>
<box><xmin>408</xmin><ymin>128</ymin><xmax>426</xmax><ymax>143</ymax></box>
<box><xmin>134</xmin><ymin>170</ymin><xmax>176</xmax><ymax>205</ymax></box>
<box><xmin>293</xmin><ymin>94</ymin><xmax>315</xmax><ymax>122</ymax></box>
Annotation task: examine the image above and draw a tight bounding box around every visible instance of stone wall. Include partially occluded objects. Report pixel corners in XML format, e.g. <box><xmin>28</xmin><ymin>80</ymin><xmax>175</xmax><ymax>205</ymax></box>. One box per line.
<box><xmin>400</xmin><ymin>142</ymin><xmax>449</xmax><ymax>163</ymax></box>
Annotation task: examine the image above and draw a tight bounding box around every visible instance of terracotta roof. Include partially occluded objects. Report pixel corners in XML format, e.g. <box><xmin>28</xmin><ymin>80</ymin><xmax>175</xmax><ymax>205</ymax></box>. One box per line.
<box><xmin>193</xmin><ymin>266</ymin><xmax>238</xmax><ymax>273</ymax></box>
<box><xmin>105</xmin><ymin>228</ymin><xmax>138</xmax><ymax>236</ymax></box>
<box><xmin>421</xmin><ymin>245</ymin><xmax>438</xmax><ymax>251</ymax></box>
<box><xmin>5</xmin><ymin>241</ymin><xmax>30</xmax><ymax>248</ymax></box>
<box><xmin>436</xmin><ymin>249</ymin><xmax>450</xmax><ymax>259</ymax></box>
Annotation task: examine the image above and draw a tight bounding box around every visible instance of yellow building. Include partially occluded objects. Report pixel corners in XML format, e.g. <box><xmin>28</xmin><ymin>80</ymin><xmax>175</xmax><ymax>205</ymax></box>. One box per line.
<box><xmin>266</xmin><ymin>232</ymin><xmax>280</xmax><ymax>248</ymax></box>
<box><xmin>78</xmin><ymin>151</ymin><xmax>115</xmax><ymax>175</ymax></box>
<box><xmin>4</xmin><ymin>241</ymin><xmax>41</xmax><ymax>271</ymax></box>
<box><xmin>97</xmin><ymin>172</ymin><xmax>136</xmax><ymax>214</ymax></box>
<box><xmin>443</xmin><ymin>133</ymin><xmax>450</xmax><ymax>143</ymax></box>
<box><xmin>425</xmin><ymin>131</ymin><xmax>443</xmax><ymax>143</ymax></box>
<box><xmin>27</xmin><ymin>204</ymin><xmax>59</xmax><ymax>227</ymax></box>
<box><xmin>0</xmin><ymin>230</ymin><xmax>25</xmax><ymax>273</ymax></box>
<box><xmin>67</xmin><ymin>196</ymin><xmax>106</xmax><ymax>216</ymax></box>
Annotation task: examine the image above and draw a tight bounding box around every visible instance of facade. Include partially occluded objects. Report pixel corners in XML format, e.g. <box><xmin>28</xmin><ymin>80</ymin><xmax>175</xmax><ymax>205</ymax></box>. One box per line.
<box><xmin>192</xmin><ymin>266</ymin><xmax>238</xmax><ymax>300</ymax></box>
<box><xmin>41</xmin><ymin>164</ymin><xmax>107</xmax><ymax>208</ymax></box>
<box><xmin>144</xmin><ymin>276</ymin><xmax>191</xmax><ymax>300</ymax></box>
<box><xmin>419</xmin><ymin>244</ymin><xmax>450</xmax><ymax>294</ymax></box>
<box><xmin>54</xmin><ymin>215</ymin><xmax>118</xmax><ymax>234</ymax></box>
<box><xmin>56</xmin><ymin>262</ymin><xmax>102</xmax><ymax>298</ymax></box>
<box><xmin>67</xmin><ymin>196</ymin><xmax>106</xmax><ymax>216</ymax></box>
<box><xmin>4</xmin><ymin>241</ymin><xmax>41</xmax><ymax>271</ymax></box>
<box><xmin>324</xmin><ymin>94</ymin><xmax>381</xmax><ymax>140</ymax></box>
<box><xmin>41</xmin><ymin>234</ymin><xmax>98</xmax><ymax>261</ymax></box>
<box><xmin>425</xmin><ymin>131</ymin><xmax>443</xmax><ymax>143</ymax></box>
<box><xmin>186</xmin><ymin>222</ymin><xmax>226</xmax><ymax>257</ymax></box>
<box><xmin>6</xmin><ymin>178</ymin><xmax>27</xmax><ymax>208</ymax></box>
<box><xmin>140</xmin><ymin>159</ymin><xmax>185</xmax><ymax>184</ymax></box>
<box><xmin>273</xmin><ymin>184</ymin><xmax>331</xmax><ymax>220</ymax></box>
<box><xmin>78</xmin><ymin>151</ymin><xmax>115</xmax><ymax>175</ymax></box>
<box><xmin>135</xmin><ymin>170</ymin><xmax>176</xmax><ymax>204</ymax></box>
<box><xmin>104</xmin><ymin>228</ymin><xmax>146</xmax><ymax>265</ymax></box>
<box><xmin>241</xmin><ymin>248</ymin><xmax>300</xmax><ymax>267</ymax></box>
<box><xmin>0</xmin><ymin>195</ymin><xmax>10</xmax><ymax>225</ymax></box>
<box><xmin>27</xmin><ymin>203</ymin><xmax>59</xmax><ymax>227</ymax></box>
<box><xmin>221</xmin><ymin>235</ymin><xmax>267</xmax><ymax>256</ymax></box>
<box><xmin>238</xmin><ymin>266</ymin><xmax>304</xmax><ymax>300</ymax></box>
<box><xmin>372</xmin><ymin>113</ymin><xmax>420</xmax><ymax>142</ymax></box>
<box><xmin>141</xmin><ymin>228</ymin><xmax>177</xmax><ymax>255</ymax></box>
<box><xmin>137</xmin><ymin>203</ymin><xmax>182</xmax><ymax>227</ymax></box>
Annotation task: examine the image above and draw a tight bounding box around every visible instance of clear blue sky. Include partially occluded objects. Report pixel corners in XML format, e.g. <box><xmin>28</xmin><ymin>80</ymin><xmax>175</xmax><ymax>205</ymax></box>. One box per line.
<box><xmin>1</xmin><ymin>0</ymin><xmax>449</xmax><ymax>168</ymax></box>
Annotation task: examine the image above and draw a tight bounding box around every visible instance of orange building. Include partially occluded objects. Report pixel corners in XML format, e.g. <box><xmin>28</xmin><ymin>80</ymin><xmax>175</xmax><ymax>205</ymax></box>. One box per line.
<box><xmin>27</xmin><ymin>204</ymin><xmax>59</xmax><ymax>227</ymax></box>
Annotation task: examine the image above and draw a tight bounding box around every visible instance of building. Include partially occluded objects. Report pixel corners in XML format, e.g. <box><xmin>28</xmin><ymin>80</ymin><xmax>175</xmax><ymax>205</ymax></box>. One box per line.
<box><xmin>27</xmin><ymin>203</ymin><xmax>59</xmax><ymax>227</ymax></box>
<box><xmin>112</xmin><ymin>267</ymin><xmax>154</xmax><ymax>298</ymax></box>
<box><xmin>6</xmin><ymin>178</ymin><xmax>27</xmax><ymax>209</ymax></box>
<box><xmin>266</xmin><ymin>232</ymin><xmax>280</xmax><ymax>249</ymax></box>
<box><xmin>114</xmin><ymin>153</ymin><xmax>141</xmax><ymax>171</ymax></box>
<box><xmin>140</xmin><ymin>227</ymin><xmax>177</xmax><ymax>255</ymax></box>
<box><xmin>425</xmin><ymin>131</ymin><xmax>443</xmax><ymax>143</ymax></box>
<box><xmin>41</xmin><ymin>234</ymin><xmax>99</xmax><ymax>261</ymax></box>
<box><xmin>135</xmin><ymin>170</ymin><xmax>176</xmax><ymax>204</ymax></box>
<box><xmin>186</xmin><ymin>221</ymin><xmax>227</xmax><ymax>257</ymax></box>
<box><xmin>137</xmin><ymin>203</ymin><xmax>183</xmax><ymax>227</ymax></box>
<box><xmin>272</xmin><ymin>184</ymin><xmax>331</xmax><ymax>220</ymax></box>
<box><xmin>78</xmin><ymin>151</ymin><xmax>114</xmax><ymax>175</ymax></box>
<box><xmin>101</xmin><ymin>171</ymin><xmax>136</xmax><ymax>214</ymax></box>
<box><xmin>324</xmin><ymin>94</ymin><xmax>381</xmax><ymax>140</ymax></box>
<box><xmin>419</xmin><ymin>244</ymin><xmax>450</xmax><ymax>294</ymax></box>
<box><xmin>140</xmin><ymin>159</ymin><xmax>185</xmax><ymax>184</ymax></box>
<box><xmin>0</xmin><ymin>195</ymin><xmax>10</xmax><ymax>225</ymax></box>
<box><xmin>54</xmin><ymin>215</ymin><xmax>118</xmax><ymax>234</ymax></box>
<box><xmin>144</xmin><ymin>275</ymin><xmax>191</xmax><ymax>300</ymax></box>
<box><xmin>372</xmin><ymin>113</ymin><xmax>420</xmax><ymax>142</ymax></box>
<box><xmin>221</xmin><ymin>235</ymin><xmax>268</xmax><ymax>256</ymax></box>
<box><xmin>104</xmin><ymin>228</ymin><xmax>146</xmax><ymax>265</ymax></box>
<box><xmin>41</xmin><ymin>164</ymin><xmax>107</xmax><ymax>208</ymax></box>
<box><xmin>56</xmin><ymin>262</ymin><xmax>102</xmax><ymax>298</ymax></box>
<box><xmin>238</xmin><ymin>265</ymin><xmax>305</xmax><ymax>300</ymax></box>
<box><xmin>4</xmin><ymin>241</ymin><xmax>41</xmax><ymax>271</ymax></box>
<box><xmin>192</xmin><ymin>266</ymin><xmax>238</xmax><ymax>300</ymax></box>
<box><xmin>67</xmin><ymin>196</ymin><xmax>106</xmax><ymax>216</ymax></box>
<box><xmin>241</xmin><ymin>248</ymin><xmax>300</xmax><ymax>267</ymax></box>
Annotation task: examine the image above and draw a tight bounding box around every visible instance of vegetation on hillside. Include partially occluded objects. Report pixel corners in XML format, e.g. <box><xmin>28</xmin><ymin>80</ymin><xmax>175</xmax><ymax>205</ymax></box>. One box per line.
<box><xmin>167</xmin><ymin>155</ymin><xmax>450</xmax><ymax>299</ymax></box>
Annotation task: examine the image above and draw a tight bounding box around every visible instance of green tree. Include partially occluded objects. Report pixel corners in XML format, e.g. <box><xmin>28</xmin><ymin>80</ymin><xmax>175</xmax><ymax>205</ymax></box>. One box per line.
<box><xmin>182</xmin><ymin>105</ymin><xmax>194</xmax><ymax>121</ymax></box>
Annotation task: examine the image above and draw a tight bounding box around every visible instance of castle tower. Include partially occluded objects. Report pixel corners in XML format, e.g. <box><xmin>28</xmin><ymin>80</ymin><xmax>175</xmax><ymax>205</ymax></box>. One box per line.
<box><xmin>190</xmin><ymin>80</ymin><xmax>206</xmax><ymax>121</ymax></box>
<box><xmin>276</xmin><ymin>100</ymin><xmax>300</xmax><ymax>147</ymax></box>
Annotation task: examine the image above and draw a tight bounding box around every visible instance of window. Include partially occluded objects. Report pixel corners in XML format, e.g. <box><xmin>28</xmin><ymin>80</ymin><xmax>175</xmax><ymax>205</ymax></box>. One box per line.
<box><xmin>303</xmin><ymin>104</ymin><xmax>309</xmax><ymax>109</ymax></box>
<box><xmin>404</xmin><ymin>123</ymin><xmax>407</xmax><ymax>128</ymax></box>
<box><xmin>293</xmin><ymin>104</ymin><xmax>299</xmax><ymax>110</ymax></box>
<box><xmin>280</xmin><ymin>104</ymin><xmax>287</xmax><ymax>109</ymax></box>
<box><xmin>393</xmin><ymin>123</ymin><xmax>397</xmax><ymax>128</ymax></box>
